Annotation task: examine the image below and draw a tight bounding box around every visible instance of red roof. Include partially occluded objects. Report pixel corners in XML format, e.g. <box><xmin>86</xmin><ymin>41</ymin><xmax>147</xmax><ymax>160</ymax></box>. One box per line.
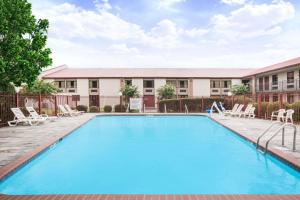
<box><xmin>41</xmin><ymin>67</ymin><xmax>252</xmax><ymax>79</ymax></box>
<box><xmin>245</xmin><ymin>57</ymin><xmax>300</xmax><ymax>76</ymax></box>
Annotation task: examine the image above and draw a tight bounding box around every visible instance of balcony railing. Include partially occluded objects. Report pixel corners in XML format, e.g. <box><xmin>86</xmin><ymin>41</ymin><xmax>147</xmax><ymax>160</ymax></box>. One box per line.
<box><xmin>256</xmin><ymin>79</ymin><xmax>300</xmax><ymax>93</ymax></box>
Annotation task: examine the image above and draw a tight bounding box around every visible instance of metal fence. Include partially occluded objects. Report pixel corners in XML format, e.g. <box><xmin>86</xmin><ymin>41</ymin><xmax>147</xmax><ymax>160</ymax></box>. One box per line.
<box><xmin>0</xmin><ymin>93</ymin><xmax>78</xmax><ymax>127</ymax></box>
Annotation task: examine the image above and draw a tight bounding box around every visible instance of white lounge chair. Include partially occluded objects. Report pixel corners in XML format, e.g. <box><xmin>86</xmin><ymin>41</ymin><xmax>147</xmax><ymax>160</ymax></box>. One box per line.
<box><xmin>230</xmin><ymin>104</ymin><xmax>244</xmax><ymax>117</ymax></box>
<box><xmin>58</xmin><ymin>105</ymin><xmax>73</xmax><ymax>116</ymax></box>
<box><xmin>271</xmin><ymin>109</ymin><xmax>286</xmax><ymax>122</ymax></box>
<box><xmin>244</xmin><ymin>107</ymin><xmax>255</xmax><ymax>118</ymax></box>
<box><xmin>64</xmin><ymin>104</ymin><xmax>84</xmax><ymax>115</ymax></box>
<box><xmin>8</xmin><ymin>108</ymin><xmax>45</xmax><ymax>126</ymax></box>
<box><xmin>284</xmin><ymin>109</ymin><xmax>294</xmax><ymax>124</ymax></box>
<box><xmin>26</xmin><ymin>107</ymin><xmax>57</xmax><ymax>122</ymax></box>
<box><xmin>223</xmin><ymin>103</ymin><xmax>239</xmax><ymax>116</ymax></box>
<box><xmin>239</xmin><ymin>104</ymin><xmax>253</xmax><ymax>118</ymax></box>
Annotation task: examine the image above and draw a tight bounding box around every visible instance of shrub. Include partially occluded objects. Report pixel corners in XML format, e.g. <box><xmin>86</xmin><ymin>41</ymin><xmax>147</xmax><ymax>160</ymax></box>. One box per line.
<box><xmin>231</xmin><ymin>84</ymin><xmax>250</xmax><ymax>95</ymax></box>
<box><xmin>77</xmin><ymin>105</ymin><xmax>88</xmax><ymax>112</ymax></box>
<box><xmin>89</xmin><ymin>106</ymin><xmax>99</xmax><ymax>113</ymax></box>
<box><xmin>114</xmin><ymin>104</ymin><xmax>126</xmax><ymax>112</ymax></box>
<box><xmin>104</xmin><ymin>105</ymin><xmax>112</xmax><ymax>113</ymax></box>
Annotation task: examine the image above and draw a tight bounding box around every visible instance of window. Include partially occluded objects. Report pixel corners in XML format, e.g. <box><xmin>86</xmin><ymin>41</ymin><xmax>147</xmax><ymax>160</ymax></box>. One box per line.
<box><xmin>272</xmin><ymin>75</ymin><xmax>278</xmax><ymax>85</ymax></box>
<box><xmin>272</xmin><ymin>94</ymin><xmax>278</xmax><ymax>102</ymax></box>
<box><xmin>125</xmin><ymin>79</ymin><xmax>132</xmax><ymax>86</ymax></box>
<box><xmin>258</xmin><ymin>77</ymin><xmax>263</xmax><ymax>91</ymax></box>
<box><xmin>264</xmin><ymin>76</ymin><xmax>269</xmax><ymax>91</ymax></box>
<box><xmin>287</xmin><ymin>94</ymin><xmax>294</xmax><ymax>104</ymax></box>
<box><xmin>66</xmin><ymin>80</ymin><xmax>76</xmax><ymax>88</ymax></box>
<box><xmin>89</xmin><ymin>80</ymin><xmax>99</xmax><ymax>88</ymax></box>
<box><xmin>210</xmin><ymin>80</ymin><xmax>220</xmax><ymax>88</ymax></box>
<box><xmin>287</xmin><ymin>71</ymin><xmax>294</xmax><ymax>83</ymax></box>
<box><xmin>222</xmin><ymin>80</ymin><xmax>231</xmax><ymax>88</ymax></box>
<box><xmin>179</xmin><ymin>80</ymin><xmax>188</xmax><ymax>88</ymax></box>
<box><xmin>143</xmin><ymin>80</ymin><xmax>154</xmax><ymax>88</ymax></box>
<box><xmin>55</xmin><ymin>80</ymin><xmax>66</xmax><ymax>89</ymax></box>
<box><xmin>287</xmin><ymin>71</ymin><xmax>294</xmax><ymax>88</ymax></box>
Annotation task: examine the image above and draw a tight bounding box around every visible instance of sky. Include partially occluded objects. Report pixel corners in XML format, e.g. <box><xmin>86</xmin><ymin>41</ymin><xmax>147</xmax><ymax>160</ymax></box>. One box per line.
<box><xmin>29</xmin><ymin>0</ymin><xmax>300</xmax><ymax>68</ymax></box>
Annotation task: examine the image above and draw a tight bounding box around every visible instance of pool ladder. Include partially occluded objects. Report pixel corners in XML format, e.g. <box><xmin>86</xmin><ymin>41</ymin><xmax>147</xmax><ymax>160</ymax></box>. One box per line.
<box><xmin>256</xmin><ymin>121</ymin><xmax>298</xmax><ymax>154</ymax></box>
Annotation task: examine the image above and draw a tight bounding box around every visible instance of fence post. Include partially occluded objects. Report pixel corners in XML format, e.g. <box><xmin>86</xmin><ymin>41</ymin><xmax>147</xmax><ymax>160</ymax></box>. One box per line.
<box><xmin>279</xmin><ymin>93</ymin><xmax>283</xmax><ymax>108</ymax></box>
<box><xmin>16</xmin><ymin>92</ymin><xmax>19</xmax><ymax>108</ymax></box>
<box><xmin>157</xmin><ymin>97</ymin><xmax>160</xmax><ymax>112</ymax></box>
<box><xmin>201</xmin><ymin>96</ymin><xmax>204</xmax><ymax>112</ymax></box>
<box><xmin>38</xmin><ymin>93</ymin><xmax>42</xmax><ymax>114</ymax></box>
<box><xmin>179</xmin><ymin>99</ymin><xmax>182</xmax><ymax>113</ymax></box>
<box><xmin>258</xmin><ymin>94</ymin><xmax>262</xmax><ymax>118</ymax></box>
<box><xmin>54</xmin><ymin>95</ymin><xmax>57</xmax><ymax>116</ymax></box>
<box><xmin>67</xmin><ymin>96</ymin><xmax>69</xmax><ymax>105</ymax></box>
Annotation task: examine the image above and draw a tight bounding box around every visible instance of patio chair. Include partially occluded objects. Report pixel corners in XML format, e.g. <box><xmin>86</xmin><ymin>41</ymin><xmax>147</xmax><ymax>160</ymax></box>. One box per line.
<box><xmin>64</xmin><ymin>104</ymin><xmax>84</xmax><ymax>115</ymax></box>
<box><xmin>245</xmin><ymin>107</ymin><xmax>255</xmax><ymax>119</ymax></box>
<box><xmin>8</xmin><ymin>108</ymin><xmax>45</xmax><ymax>126</ymax></box>
<box><xmin>284</xmin><ymin>109</ymin><xmax>294</xmax><ymax>124</ymax></box>
<box><xmin>239</xmin><ymin>104</ymin><xmax>253</xmax><ymax>118</ymax></box>
<box><xmin>271</xmin><ymin>109</ymin><xmax>286</xmax><ymax>122</ymax></box>
<box><xmin>26</xmin><ymin>107</ymin><xmax>57</xmax><ymax>122</ymax></box>
<box><xmin>58</xmin><ymin>105</ymin><xmax>73</xmax><ymax>117</ymax></box>
<box><xmin>223</xmin><ymin>103</ymin><xmax>239</xmax><ymax>116</ymax></box>
<box><xmin>230</xmin><ymin>104</ymin><xmax>245</xmax><ymax>117</ymax></box>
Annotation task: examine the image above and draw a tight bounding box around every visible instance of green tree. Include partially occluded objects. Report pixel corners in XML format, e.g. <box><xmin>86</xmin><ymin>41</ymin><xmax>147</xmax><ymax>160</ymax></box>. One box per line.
<box><xmin>0</xmin><ymin>0</ymin><xmax>52</xmax><ymax>92</ymax></box>
<box><xmin>231</xmin><ymin>84</ymin><xmax>250</xmax><ymax>95</ymax></box>
<box><xmin>21</xmin><ymin>80</ymin><xmax>58</xmax><ymax>94</ymax></box>
<box><xmin>157</xmin><ymin>84</ymin><xmax>175</xmax><ymax>100</ymax></box>
<box><xmin>121</xmin><ymin>84</ymin><xmax>140</xmax><ymax>102</ymax></box>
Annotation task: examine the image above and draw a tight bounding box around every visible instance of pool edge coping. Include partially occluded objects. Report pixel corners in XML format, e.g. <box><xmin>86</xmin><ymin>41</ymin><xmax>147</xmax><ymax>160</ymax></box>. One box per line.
<box><xmin>209</xmin><ymin>116</ymin><xmax>300</xmax><ymax>172</ymax></box>
<box><xmin>0</xmin><ymin>115</ymin><xmax>96</xmax><ymax>181</ymax></box>
<box><xmin>0</xmin><ymin>113</ymin><xmax>299</xmax><ymax>199</ymax></box>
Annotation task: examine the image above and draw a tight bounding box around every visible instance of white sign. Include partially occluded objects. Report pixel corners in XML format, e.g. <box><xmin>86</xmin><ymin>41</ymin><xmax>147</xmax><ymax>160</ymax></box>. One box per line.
<box><xmin>130</xmin><ymin>98</ymin><xmax>142</xmax><ymax>110</ymax></box>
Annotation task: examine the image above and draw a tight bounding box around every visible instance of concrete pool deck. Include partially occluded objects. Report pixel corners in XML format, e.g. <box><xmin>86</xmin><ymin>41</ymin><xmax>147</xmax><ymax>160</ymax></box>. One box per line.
<box><xmin>0</xmin><ymin>113</ymin><xmax>300</xmax><ymax>199</ymax></box>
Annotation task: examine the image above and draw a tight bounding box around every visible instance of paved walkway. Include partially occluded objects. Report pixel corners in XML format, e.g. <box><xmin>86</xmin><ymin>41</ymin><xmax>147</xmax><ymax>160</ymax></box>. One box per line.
<box><xmin>0</xmin><ymin>113</ymin><xmax>299</xmax><ymax>169</ymax></box>
<box><xmin>0</xmin><ymin>113</ymin><xmax>96</xmax><ymax>168</ymax></box>
<box><xmin>211</xmin><ymin>114</ymin><xmax>300</xmax><ymax>163</ymax></box>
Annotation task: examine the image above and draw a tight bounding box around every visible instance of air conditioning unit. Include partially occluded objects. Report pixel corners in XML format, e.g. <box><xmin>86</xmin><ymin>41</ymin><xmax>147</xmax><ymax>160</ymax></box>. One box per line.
<box><xmin>210</xmin><ymin>88</ymin><xmax>221</xmax><ymax>95</ymax></box>
<box><xmin>89</xmin><ymin>88</ymin><xmax>99</xmax><ymax>94</ymax></box>
<box><xmin>178</xmin><ymin>88</ymin><xmax>188</xmax><ymax>95</ymax></box>
<box><xmin>143</xmin><ymin>88</ymin><xmax>154</xmax><ymax>95</ymax></box>
<box><xmin>67</xmin><ymin>89</ymin><xmax>76</xmax><ymax>93</ymax></box>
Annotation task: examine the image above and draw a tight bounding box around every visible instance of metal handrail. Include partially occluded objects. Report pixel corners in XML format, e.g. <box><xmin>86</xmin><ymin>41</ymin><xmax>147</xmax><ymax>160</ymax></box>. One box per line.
<box><xmin>264</xmin><ymin>123</ymin><xmax>297</xmax><ymax>153</ymax></box>
<box><xmin>164</xmin><ymin>103</ymin><xmax>167</xmax><ymax>113</ymax></box>
<box><xmin>256</xmin><ymin>121</ymin><xmax>283</xmax><ymax>149</ymax></box>
<box><xmin>184</xmin><ymin>104</ymin><xmax>189</xmax><ymax>114</ymax></box>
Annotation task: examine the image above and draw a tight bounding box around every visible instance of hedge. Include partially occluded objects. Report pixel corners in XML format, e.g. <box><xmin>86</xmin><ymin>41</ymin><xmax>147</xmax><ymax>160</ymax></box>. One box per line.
<box><xmin>89</xmin><ymin>106</ymin><xmax>100</xmax><ymax>113</ymax></box>
<box><xmin>104</xmin><ymin>105</ymin><xmax>112</xmax><ymax>113</ymax></box>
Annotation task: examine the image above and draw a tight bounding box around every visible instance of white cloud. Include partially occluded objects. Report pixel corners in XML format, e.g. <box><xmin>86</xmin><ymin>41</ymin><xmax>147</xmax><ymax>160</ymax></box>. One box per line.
<box><xmin>94</xmin><ymin>0</ymin><xmax>112</xmax><ymax>12</ymax></box>
<box><xmin>221</xmin><ymin>0</ymin><xmax>246</xmax><ymax>5</ymax></box>
<box><xmin>156</xmin><ymin>0</ymin><xmax>186</xmax><ymax>10</ymax></box>
<box><xmin>212</xmin><ymin>0</ymin><xmax>295</xmax><ymax>39</ymax></box>
<box><xmin>109</xmin><ymin>44</ymin><xmax>139</xmax><ymax>54</ymax></box>
<box><xmin>28</xmin><ymin>0</ymin><xmax>300</xmax><ymax>68</ymax></box>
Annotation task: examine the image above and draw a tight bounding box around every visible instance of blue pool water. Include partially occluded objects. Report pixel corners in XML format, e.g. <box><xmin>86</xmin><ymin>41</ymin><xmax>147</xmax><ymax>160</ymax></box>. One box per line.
<box><xmin>0</xmin><ymin>116</ymin><xmax>300</xmax><ymax>194</ymax></box>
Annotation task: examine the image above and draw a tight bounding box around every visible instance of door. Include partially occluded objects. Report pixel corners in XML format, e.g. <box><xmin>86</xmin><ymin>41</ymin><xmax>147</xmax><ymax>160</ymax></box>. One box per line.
<box><xmin>143</xmin><ymin>95</ymin><xmax>155</xmax><ymax>108</ymax></box>
<box><xmin>89</xmin><ymin>95</ymin><xmax>100</xmax><ymax>107</ymax></box>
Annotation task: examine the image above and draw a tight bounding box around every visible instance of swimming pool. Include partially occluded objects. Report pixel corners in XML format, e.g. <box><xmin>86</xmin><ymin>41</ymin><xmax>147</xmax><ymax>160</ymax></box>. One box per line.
<box><xmin>0</xmin><ymin>116</ymin><xmax>299</xmax><ymax>194</ymax></box>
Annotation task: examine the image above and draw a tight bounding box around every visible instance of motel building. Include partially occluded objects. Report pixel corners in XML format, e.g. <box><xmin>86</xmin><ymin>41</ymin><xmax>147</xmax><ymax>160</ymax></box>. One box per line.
<box><xmin>40</xmin><ymin>57</ymin><xmax>300</xmax><ymax>110</ymax></box>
